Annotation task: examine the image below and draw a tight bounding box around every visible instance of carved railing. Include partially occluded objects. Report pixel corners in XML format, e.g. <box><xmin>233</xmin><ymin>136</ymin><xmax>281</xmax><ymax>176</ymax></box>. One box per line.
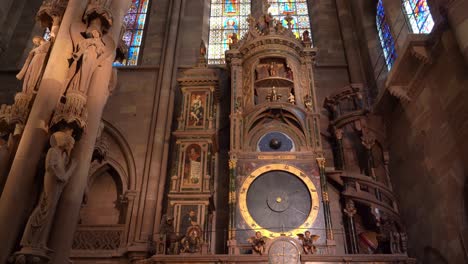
<box><xmin>72</xmin><ymin>224</ymin><xmax>124</xmax><ymax>251</ymax></box>
<box><xmin>324</xmin><ymin>84</ymin><xmax>367</xmax><ymax>127</ymax></box>
<box><xmin>342</xmin><ymin>174</ymin><xmax>399</xmax><ymax>217</ymax></box>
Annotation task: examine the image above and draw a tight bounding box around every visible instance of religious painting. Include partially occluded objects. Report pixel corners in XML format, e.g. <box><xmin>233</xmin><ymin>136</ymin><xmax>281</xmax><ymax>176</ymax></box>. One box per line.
<box><xmin>176</xmin><ymin>205</ymin><xmax>199</xmax><ymax>235</ymax></box>
<box><xmin>187</xmin><ymin>91</ymin><xmax>207</xmax><ymax>128</ymax></box>
<box><xmin>183</xmin><ymin>144</ymin><xmax>203</xmax><ymax>187</ymax></box>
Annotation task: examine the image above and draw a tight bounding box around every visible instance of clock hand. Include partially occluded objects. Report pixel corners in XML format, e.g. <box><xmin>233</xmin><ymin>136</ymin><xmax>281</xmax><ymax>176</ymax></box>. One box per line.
<box><xmin>290</xmin><ymin>206</ymin><xmax>307</xmax><ymax>215</ymax></box>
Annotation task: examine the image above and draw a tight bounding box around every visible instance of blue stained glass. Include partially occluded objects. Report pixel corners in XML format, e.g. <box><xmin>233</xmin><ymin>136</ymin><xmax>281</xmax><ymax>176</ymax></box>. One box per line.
<box><xmin>403</xmin><ymin>0</ymin><xmax>434</xmax><ymax>33</ymax></box>
<box><xmin>118</xmin><ymin>0</ymin><xmax>149</xmax><ymax>66</ymax></box>
<box><xmin>376</xmin><ymin>0</ymin><xmax>397</xmax><ymax>70</ymax></box>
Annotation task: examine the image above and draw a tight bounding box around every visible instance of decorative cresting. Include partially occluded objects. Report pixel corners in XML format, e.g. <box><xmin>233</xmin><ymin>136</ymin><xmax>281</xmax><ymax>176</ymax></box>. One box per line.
<box><xmin>50</xmin><ymin>0</ymin><xmax>114</xmax><ymax>139</ymax></box>
<box><xmin>238</xmin><ymin>164</ymin><xmax>319</xmax><ymax>238</ymax></box>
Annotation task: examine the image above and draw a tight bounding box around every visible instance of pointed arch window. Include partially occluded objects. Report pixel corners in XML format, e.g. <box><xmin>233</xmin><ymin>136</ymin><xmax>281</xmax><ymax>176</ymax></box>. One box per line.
<box><xmin>208</xmin><ymin>0</ymin><xmax>251</xmax><ymax>64</ymax></box>
<box><xmin>376</xmin><ymin>0</ymin><xmax>397</xmax><ymax>70</ymax></box>
<box><xmin>267</xmin><ymin>0</ymin><xmax>311</xmax><ymax>39</ymax></box>
<box><xmin>118</xmin><ymin>0</ymin><xmax>149</xmax><ymax>66</ymax></box>
<box><xmin>403</xmin><ymin>0</ymin><xmax>434</xmax><ymax>34</ymax></box>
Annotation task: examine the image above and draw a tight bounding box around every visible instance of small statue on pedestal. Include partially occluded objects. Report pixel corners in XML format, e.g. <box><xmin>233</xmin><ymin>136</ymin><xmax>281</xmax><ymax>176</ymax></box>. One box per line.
<box><xmin>248</xmin><ymin>231</ymin><xmax>267</xmax><ymax>255</ymax></box>
<box><xmin>288</xmin><ymin>92</ymin><xmax>295</xmax><ymax>104</ymax></box>
<box><xmin>159</xmin><ymin>215</ymin><xmax>177</xmax><ymax>254</ymax></box>
<box><xmin>297</xmin><ymin>231</ymin><xmax>319</xmax><ymax>254</ymax></box>
<box><xmin>266</xmin><ymin>86</ymin><xmax>282</xmax><ymax>102</ymax></box>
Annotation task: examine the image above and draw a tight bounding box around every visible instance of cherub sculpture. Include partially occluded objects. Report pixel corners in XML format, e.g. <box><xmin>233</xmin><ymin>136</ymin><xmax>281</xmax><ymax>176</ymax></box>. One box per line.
<box><xmin>297</xmin><ymin>231</ymin><xmax>319</xmax><ymax>254</ymax></box>
<box><xmin>180</xmin><ymin>225</ymin><xmax>202</xmax><ymax>253</ymax></box>
<box><xmin>248</xmin><ymin>231</ymin><xmax>267</xmax><ymax>255</ymax></box>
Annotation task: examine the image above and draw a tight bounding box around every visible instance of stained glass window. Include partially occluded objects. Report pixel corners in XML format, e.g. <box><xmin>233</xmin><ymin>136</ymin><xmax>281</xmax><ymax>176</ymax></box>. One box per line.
<box><xmin>116</xmin><ymin>0</ymin><xmax>149</xmax><ymax>66</ymax></box>
<box><xmin>376</xmin><ymin>0</ymin><xmax>397</xmax><ymax>70</ymax></box>
<box><xmin>267</xmin><ymin>0</ymin><xmax>311</xmax><ymax>39</ymax></box>
<box><xmin>403</xmin><ymin>0</ymin><xmax>434</xmax><ymax>33</ymax></box>
<box><xmin>208</xmin><ymin>0</ymin><xmax>251</xmax><ymax>64</ymax></box>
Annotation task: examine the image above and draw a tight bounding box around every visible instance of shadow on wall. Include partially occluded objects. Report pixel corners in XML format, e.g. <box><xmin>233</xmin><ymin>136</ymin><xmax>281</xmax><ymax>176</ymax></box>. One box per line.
<box><xmin>422</xmin><ymin>246</ymin><xmax>448</xmax><ymax>264</ymax></box>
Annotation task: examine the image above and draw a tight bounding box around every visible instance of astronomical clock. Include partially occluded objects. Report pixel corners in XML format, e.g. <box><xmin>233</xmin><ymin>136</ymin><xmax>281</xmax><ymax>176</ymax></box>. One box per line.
<box><xmin>225</xmin><ymin>8</ymin><xmax>335</xmax><ymax>254</ymax></box>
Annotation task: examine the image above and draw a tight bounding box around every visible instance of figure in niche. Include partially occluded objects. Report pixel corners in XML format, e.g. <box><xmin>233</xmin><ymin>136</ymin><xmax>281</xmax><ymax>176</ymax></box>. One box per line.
<box><xmin>159</xmin><ymin>215</ymin><xmax>177</xmax><ymax>254</ymax></box>
<box><xmin>19</xmin><ymin>129</ymin><xmax>77</xmax><ymax>249</ymax></box>
<box><xmin>16</xmin><ymin>36</ymin><xmax>51</xmax><ymax>93</ymax></box>
<box><xmin>288</xmin><ymin>92</ymin><xmax>295</xmax><ymax>104</ymax></box>
<box><xmin>304</xmin><ymin>94</ymin><xmax>314</xmax><ymax>111</ymax></box>
<box><xmin>189</xmin><ymin>94</ymin><xmax>204</xmax><ymax>126</ymax></box>
<box><xmin>184</xmin><ymin>145</ymin><xmax>202</xmax><ymax>184</ymax></box>
<box><xmin>285</xmin><ymin>64</ymin><xmax>293</xmax><ymax>80</ymax></box>
<box><xmin>248</xmin><ymin>231</ymin><xmax>267</xmax><ymax>255</ymax></box>
<box><xmin>268</xmin><ymin>62</ymin><xmax>278</xmax><ymax>76</ymax></box>
<box><xmin>297</xmin><ymin>231</ymin><xmax>320</xmax><ymax>254</ymax></box>
<box><xmin>266</xmin><ymin>86</ymin><xmax>282</xmax><ymax>102</ymax></box>
<box><xmin>224</xmin><ymin>0</ymin><xmax>238</xmax><ymax>14</ymax></box>
<box><xmin>180</xmin><ymin>225</ymin><xmax>202</xmax><ymax>253</ymax></box>
<box><xmin>66</xmin><ymin>18</ymin><xmax>112</xmax><ymax>95</ymax></box>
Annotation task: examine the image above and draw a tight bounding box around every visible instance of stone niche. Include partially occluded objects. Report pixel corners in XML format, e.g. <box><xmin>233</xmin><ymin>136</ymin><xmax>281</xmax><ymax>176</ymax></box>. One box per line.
<box><xmin>254</xmin><ymin>57</ymin><xmax>294</xmax><ymax>105</ymax></box>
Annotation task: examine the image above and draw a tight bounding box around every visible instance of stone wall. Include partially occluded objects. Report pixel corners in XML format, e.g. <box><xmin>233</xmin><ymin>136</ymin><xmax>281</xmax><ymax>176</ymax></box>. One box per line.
<box><xmin>383</xmin><ymin>29</ymin><xmax>468</xmax><ymax>263</ymax></box>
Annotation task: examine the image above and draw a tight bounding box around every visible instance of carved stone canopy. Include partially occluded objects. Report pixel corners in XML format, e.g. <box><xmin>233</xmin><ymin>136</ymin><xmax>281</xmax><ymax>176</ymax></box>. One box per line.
<box><xmin>83</xmin><ymin>0</ymin><xmax>113</xmax><ymax>33</ymax></box>
<box><xmin>50</xmin><ymin>92</ymin><xmax>88</xmax><ymax>140</ymax></box>
<box><xmin>36</xmin><ymin>0</ymin><xmax>68</xmax><ymax>28</ymax></box>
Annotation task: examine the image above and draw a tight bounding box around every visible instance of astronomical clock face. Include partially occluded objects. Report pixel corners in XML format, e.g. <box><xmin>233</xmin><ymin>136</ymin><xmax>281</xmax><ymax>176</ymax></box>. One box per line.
<box><xmin>239</xmin><ymin>164</ymin><xmax>319</xmax><ymax>237</ymax></box>
<box><xmin>268</xmin><ymin>239</ymin><xmax>300</xmax><ymax>264</ymax></box>
<box><xmin>257</xmin><ymin>132</ymin><xmax>294</xmax><ymax>152</ymax></box>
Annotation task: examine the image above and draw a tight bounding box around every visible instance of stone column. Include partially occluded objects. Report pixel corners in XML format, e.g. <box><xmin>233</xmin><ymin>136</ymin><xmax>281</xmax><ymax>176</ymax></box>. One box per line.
<box><xmin>343</xmin><ymin>199</ymin><xmax>359</xmax><ymax>254</ymax></box>
<box><xmin>47</xmin><ymin>1</ymin><xmax>131</xmax><ymax>263</ymax></box>
<box><xmin>335</xmin><ymin>0</ymin><xmax>364</xmax><ymax>84</ymax></box>
<box><xmin>316</xmin><ymin>157</ymin><xmax>334</xmax><ymax>241</ymax></box>
<box><xmin>126</xmin><ymin>0</ymin><xmax>183</xmax><ymax>259</ymax></box>
<box><xmin>444</xmin><ymin>0</ymin><xmax>468</xmax><ymax>64</ymax></box>
<box><xmin>0</xmin><ymin>1</ymin><xmax>86</xmax><ymax>262</ymax></box>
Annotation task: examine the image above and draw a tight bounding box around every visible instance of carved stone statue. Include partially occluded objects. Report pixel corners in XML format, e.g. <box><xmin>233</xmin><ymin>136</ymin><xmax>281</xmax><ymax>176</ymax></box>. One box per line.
<box><xmin>302</xmin><ymin>30</ymin><xmax>311</xmax><ymax>42</ymax></box>
<box><xmin>19</xmin><ymin>129</ymin><xmax>76</xmax><ymax>249</ymax></box>
<box><xmin>66</xmin><ymin>25</ymin><xmax>107</xmax><ymax>95</ymax></box>
<box><xmin>16</xmin><ymin>36</ymin><xmax>51</xmax><ymax>93</ymax></box>
<box><xmin>199</xmin><ymin>40</ymin><xmax>206</xmax><ymax>57</ymax></box>
<box><xmin>288</xmin><ymin>92</ymin><xmax>295</xmax><ymax>104</ymax></box>
<box><xmin>266</xmin><ymin>86</ymin><xmax>281</xmax><ymax>102</ymax></box>
<box><xmin>180</xmin><ymin>225</ymin><xmax>202</xmax><ymax>253</ymax></box>
<box><xmin>159</xmin><ymin>215</ymin><xmax>177</xmax><ymax>254</ymax></box>
<box><xmin>297</xmin><ymin>231</ymin><xmax>319</xmax><ymax>254</ymax></box>
<box><xmin>247</xmin><ymin>231</ymin><xmax>266</xmax><ymax>255</ymax></box>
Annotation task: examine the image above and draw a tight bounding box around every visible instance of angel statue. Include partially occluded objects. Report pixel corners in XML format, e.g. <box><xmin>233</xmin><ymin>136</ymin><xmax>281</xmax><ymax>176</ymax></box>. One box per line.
<box><xmin>297</xmin><ymin>231</ymin><xmax>319</xmax><ymax>254</ymax></box>
<box><xmin>247</xmin><ymin>231</ymin><xmax>267</xmax><ymax>255</ymax></box>
<box><xmin>16</xmin><ymin>36</ymin><xmax>51</xmax><ymax>93</ymax></box>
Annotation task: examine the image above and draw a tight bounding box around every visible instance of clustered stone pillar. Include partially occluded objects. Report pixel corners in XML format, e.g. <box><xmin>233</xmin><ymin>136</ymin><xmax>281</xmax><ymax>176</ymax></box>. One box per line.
<box><xmin>343</xmin><ymin>199</ymin><xmax>359</xmax><ymax>254</ymax></box>
<box><xmin>335</xmin><ymin>0</ymin><xmax>364</xmax><ymax>84</ymax></box>
<box><xmin>0</xmin><ymin>1</ymin><xmax>87</xmax><ymax>262</ymax></box>
<box><xmin>316</xmin><ymin>157</ymin><xmax>334</xmax><ymax>241</ymax></box>
<box><xmin>444</xmin><ymin>0</ymin><xmax>468</xmax><ymax>64</ymax></box>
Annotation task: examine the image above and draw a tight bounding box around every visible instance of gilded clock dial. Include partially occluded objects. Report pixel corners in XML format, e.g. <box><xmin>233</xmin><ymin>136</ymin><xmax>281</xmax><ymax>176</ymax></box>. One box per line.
<box><xmin>239</xmin><ymin>164</ymin><xmax>320</xmax><ymax>238</ymax></box>
<box><xmin>246</xmin><ymin>170</ymin><xmax>312</xmax><ymax>233</ymax></box>
<box><xmin>268</xmin><ymin>240</ymin><xmax>300</xmax><ymax>264</ymax></box>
